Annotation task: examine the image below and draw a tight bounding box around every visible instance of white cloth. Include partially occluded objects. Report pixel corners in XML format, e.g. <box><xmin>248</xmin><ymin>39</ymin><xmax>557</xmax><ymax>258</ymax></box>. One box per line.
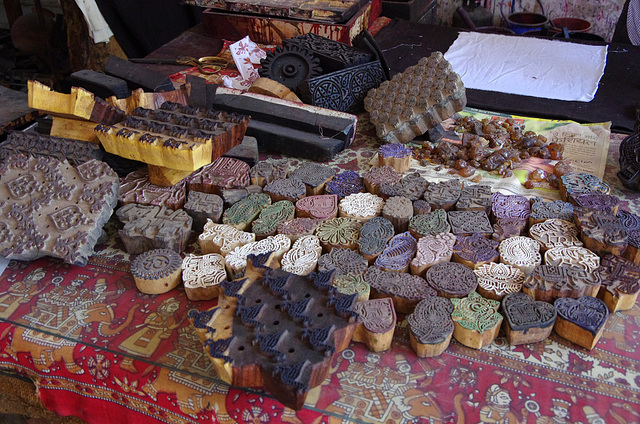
<box><xmin>74</xmin><ymin>0</ymin><xmax>113</xmax><ymax>43</ymax></box>
<box><xmin>444</xmin><ymin>32</ymin><xmax>608</xmax><ymax>102</ymax></box>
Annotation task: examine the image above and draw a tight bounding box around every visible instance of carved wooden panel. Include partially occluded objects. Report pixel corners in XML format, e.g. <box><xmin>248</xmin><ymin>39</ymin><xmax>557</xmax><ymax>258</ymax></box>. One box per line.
<box><xmin>492</xmin><ymin>217</ymin><xmax>527</xmax><ymax>242</ymax></box>
<box><xmin>333</xmin><ymin>273</ymin><xmax>370</xmax><ymax>302</ymax></box>
<box><xmin>571</xmin><ymin>192</ymin><xmax>620</xmax><ymax>214</ymax></box>
<box><xmin>408</xmin><ymin>296</ymin><xmax>454</xmax><ymax>357</ymax></box>
<box><xmin>382</xmin><ymin>196</ymin><xmax>413</xmax><ymax>233</ymax></box>
<box><xmin>289</xmin><ymin>162</ymin><xmax>336</xmax><ymax>195</ymax></box>
<box><xmin>364</xmin><ymin>266</ymin><xmax>436</xmax><ymax>314</ymax></box>
<box><xmin>1</xmin><ymin>131</ymin><xmax>102</xmax><ymax>166</ymax></box>
<box><xmin>379</xmin><ymin>172</ymin><xmax>429</xmax><ymax>201</ymax></box>
<box><xmin>252</xmin><ymin>200</ymin><xmax>295</xmax><ymax>239</ymax></box>
<box><xmin>378</xmin><ymin>143</ymin><xmax>413</xmax><ymax>173</ymax></box>
<box><xmin>450</xmin><ymin>291</ymin><xmax>502</xmax><ymax>349</ymax></box>
<box><xmin>554</xmin><ymin>296</ymin><xmax>609</xmax><ymax>350</ymax></box>
<box><xmin>225</xmin><ymin>234</ymin><xmax>291</xmax><ymax>276</ymax></box>
<box><xmin>490</xmin><ymin>192</ymin><xmax>530</xmax><ymax>222</ymax></box>
<box><xmin>277</xmin><ymin>217</ymin><xmax>322</xmax><ymax>243</ymax></box>
<box><xmin>502</xmin><ymin>292</ymin><xmax>556</xmax><ymax>345</ymax></box>
<box><xmin>357</xmin><ymin>216</ymin><xmax>395</xmax><ymax>264</ymax></box>
<box><xmin>250</xmin><ymin>159</ymin><xmax>291</xmax><ymax>187</ymax></box>
<box><xmin>559</xmin><ymin>172</ymin><xmax>611</xmax><ymax>202</ymax></box>
<box><xmin>456</xmin><ymin>184</ymin><xmax>492</xmax><ymax>213</ymax></box>
<box><xmin>574</xmin><ymin>208</ymin><xmax>628</xmax><ymax>257</ymax></box>
<box><xmin>362</xmin><ymin>166</ymin><xmax>402</xmax><ymax>195</ymax></box>
<box><xmin>184</xmin><ymin>191</ymin><xmax>224</xmax><ymax>231</ymax></box>
<box><xmin>422</xmin><ymin>178</ymin><xmax>462</xmax><ymax>211</ymax></box>
<box><xmin>263</xmin><ymin>177</ymin><xmax>307</xmax><ymax>203</ymax></box>
<box><xmin>618</xmin><ymin>209</ymin><xmax>640</xmax><ymax>265</ymax></box>
<box><xmin>544</xmin><ymin>246</ymin><xmax>601</xmax><ymax>272</ymax></box>
<box><xmin>523</xmin><ymin>264</ymin><xmax>601</xmax><ymax>302</ymax></box>
<box><xmin>182</xmin><ymin>253</ymin><xmax>227</xmax><ymax>300</ymax></box>
<box><xmin>339</xmin><ymin>192</ymin><xmax>385</xmax><ymax>222</ymax></box>
<box><xmin>425</xmin><ymin>262</ymin><xmax>478</xmax><ymax>298</ymax></box>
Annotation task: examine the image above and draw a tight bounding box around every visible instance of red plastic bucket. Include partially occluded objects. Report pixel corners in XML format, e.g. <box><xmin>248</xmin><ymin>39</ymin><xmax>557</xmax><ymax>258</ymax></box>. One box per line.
<box><xmin>550</xmin><ymin>17</ymin><xmax>591</xmax><ymax>33</ymax></box>
<box><xmin>506</xmin><ymin>12</ymin><xmax>549</xmax><ymax>34</ymax></box>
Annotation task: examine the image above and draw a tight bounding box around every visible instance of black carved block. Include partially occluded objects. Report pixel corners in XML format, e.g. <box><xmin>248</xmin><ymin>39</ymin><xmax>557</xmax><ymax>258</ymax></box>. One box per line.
<box><xmin>283</xmin><ymin>33</ymin><xmax>374</xmax><ymax>73</ymax></box>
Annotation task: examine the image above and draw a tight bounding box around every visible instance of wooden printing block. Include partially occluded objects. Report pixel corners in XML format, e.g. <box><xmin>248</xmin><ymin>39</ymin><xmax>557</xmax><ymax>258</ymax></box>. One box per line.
<box><xmin>452</xmin><ymin>233</ymin><xmax>499</xmax><ymax>269</ymax></box>
<box><xmin>382</xmin><ymin>196</ymin><xmax>413</xmax><ymax>233</ymax></box>
<box><xmin>70</xmin><ymin>69</ymin><xmax>129</xmax><ymax>100</ymax></box>
<box><xmin>289</xmin><ymin>162</ymin><xmax>336</xmax><ymax>196</ymax></box>
<box><xmin>375</xmin><ymin>231</ymin><xmax>417</xmax><ymax>273</ymax></box>
<box><xmin>450</xmin><ymin>291</ymin><xmax>502</xmax><ymax>349</ymax></box>
<box><xmin>249</xmin><ymin>77</ymin><xmax>301</xmax><ymax>103</ymax></box>
<box><xmin>408</xmin><ymin>209</ymin><xmax>451</xmax><ymax>239</ymax></box>
<box><xmin>131</xmin><ymin>248</ymin><xmax>182</xmax><ymax>294</ymax></box>
<box><xmin>410</xmin><ymin>232</ymin><xmax>456</xmax><ymax>277</ymax></box>
<box><xmin>554</xmin><ymin>296</ymin><xmax>609</xmax><ymax>350</ymax></box>
<box><xmin>277</xmin><ymin>218</ymin><xmax>322</xmax><ymax>243</ymax></box>
<box><xmin>119</xmin><ymin>169</ymin><xmax>187</xmax><ymax>210</ymax></box>
<box><xmin>104</xmin><ymin>55</ymin><xmax>175</xmax><ymax>93</ymax></box>
<box><xmin>357</xmin><ymin>216</ymin><xmax>395</xmax><ymax>264</ymax></box>
<box><xmin>225</xmin><ymin>234</ymin><xmax>291</xmax><ymax>277</ymax></box>
<box><xmin>263</xmin><ymin>177</ymin><xmax>307</xmax><ymax>203</ymax></box>
<box><xmin>325</xmin><ymin>170</ymin><xmax>365</xmax><ymax>200</ymax></box>
<box><xmin>492</xmin><ymin>217</ymin><xmax>527</xmax><ymax>242</ymax></box>
<box><xmin>456</xmin><ymin>184</ymin><xmax>492</xmax><ymax>213</ymax></box>
<box><xmin>559</xmin><ymin>172</ymin><xmax>611</xmax><ymax>203</ymax></box>
<box><xmin>222</xmin><ymin>135</ymin><xmax>259</xmax><ymax>167</ymax></box>
<box><xmin>106</xmin><ymin>86</ymin><xmax>190</xmax><ymax>116</ymax></box>
<box><xmin>188</xmin><ymin>156</ymin><xmax>250</xmax><ymax>194</ymax></box>
<box><xmin>379</xmin><ymin>172</ymin><xmax>429</xmax><ymax>201</ymax></box>
<box><xmin>0</xmin><ymin>155</ymin><xmax>118</xmax><ymax>266</ymax></box>
<box><xmin>412</xmin><ymin>199</ymin><xmax>432</xmax><ymax>215</ymax></box>
<box><xmin>283</xmin><ymin>33</ymin><xmax>374</xmax><ymax>73</ymax></box>
<box><xmin>528</xmin><ymin>197</ymin><xmax>575</xmax><ymax>226</ymax></box>
<box><xmin>364</xmin><ymin>266</ymin><xmax>436</xmax><ymax>314</ymax></box>
<box><xmin>317</xmin><ymin>247</ymin><xmax>369</xmax><ymax>277</ymax></box>
<box><xmin>281</xmin><ymin>235</ymin><xmax>322</xmax><ymax>276</ymax></box>
<box><xmin>596</xmin><ymin>254</ymin><xmax>640</xmax><ymax>312</ymax></box>
<box><xmin>1</xmin><ymin>131</ymin><xmax>102</xmax><ymax>166</ymax></box>
<box><xmin>523</xmin><ymin>264</ymin><xmax>601</xmax><ymax>302</ymax></box>
<box><xmin>116</xmin><ymin>204</ymin><xmax>193</xmax><ymax>254</ymax></box>
<box><xmin>198</xmin><ymin>221</ymin><xmax>255</xmax><ymax>255</ymax></box>
<box><xmin>316</xmin><ymin>217</ymin><xmax>363</xmax><ymax>253</ymax></box>
<box><xmin>182</xmin><ymin>253</ymin><xmax>227</xmax><ymax>300</ymax></box>
<box><xmin>447</xmin><ymin>210</ymin><xmax>492</xmax><ymax>236</ymax></box>
<box><xmin>498</xmin><ymin>236</ymin><xmax>541</xmax><ymax>276</ymax></box>
<box><xmin>571</xmin><ymin>192</ymin><xmax>620</xmax><ymax>214</ymax></box>
<box><xmin>425</xmin><ymin>262</ymin><xmax>478</xmax><ymax>299</ymax></box>
<box><xmin>501</xmin><ymin>292</ymin><xmax>557</xmax><ymax>345</ymax></box>
<box><xmin>378</xmin><ymin>143</ymin><xmax>413</xmax><ymax>173</ymax></box>
<box><xmin>295</xmin><ymin>195</ymin><xmax>338</xmax><ymax>220</ymax></box>
<box><xmin>422</xmin><ymin>179</ymin><xmax>462</xmax><ymax>211</ymax></box>
<box><xmin>529</xmin><ymin>218</ymin><xmax>582</xmax><ymax>251</ymax></box>
<box><xmin>221</xmin><ymin>185</ymin><xmax>263</xmax><ymax>209</ymax></box>
<box><xmin>408</xmin><ymin>296</ymin><xmax>454</xmax><ymax>357</ymax></box>
<box><xmin>618</xmin><ymin>209</ymin><xmax>640</xmax><ymax>264</ymax></box>
<box><xmin>618</xmin><ymin>115</ymin><xmax>640</xmax><ymax>191</ymax></box>
<box><xmin>363</xmin><ymin>166</ymin><xmax>402</xmax><ymax>196</ymax></box>
<box><xmin>544</xmin><ymin>246</ymin><xmax>601</xmax><ymax>273</ymax></box>
<box><xmin>189</xmin><ymin>253</ymin><xmax>359</xmax><ymax>410</ymax></box>
<box><xmin>352</xmin><ymin>297</ymin><xmax>397</xmax><ymax>352</ymax></box>
<box><xmin>184</xmin><ymin>191</ymin><xmax>224</xmax><ymax>231</ymax></box>
<box><xmin>474</xmin><ymin>263</ymin><xmax>525</xmax><ymax>301</ymax></box>
<box><xmin>146</xmin><ymin>165</ymin><xmax>193</xmax><ymax>187</ymax></box>
<box><xmin>333</xmin><ymin>273</ymin><xmax>371</xmax><ymax>302</ymax></box>
<box><xmin>490</xmin><ymin>192</ymin><xmax>530</xmax><ymax>223</ymax></box>
<box><xmin>250</xmin><ymin>159</ymin><xmax>291</xmax><ymax>187</ymax></box>
<box><xmin>222</xmin><ymin>193</ymin><xmax>272</xmax><ymax>231</ymax></box>
<box><xmin>252</xmin><ymin>200</ymin><xmax>295</xmax><ymax>240</ymax></box>
<box><xmin>338</xmin><ymin>192</ymin><xmax>385</xmax><ymax>222</ymax></box>
<box><xmin>574</xmin><ymin>208</ymin><xmax>628</xmax><ymax>257</ymax></box>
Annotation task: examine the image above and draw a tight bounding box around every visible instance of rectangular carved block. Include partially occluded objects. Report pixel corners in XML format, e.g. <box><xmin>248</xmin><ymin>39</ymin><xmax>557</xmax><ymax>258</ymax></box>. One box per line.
<box><xmin>1</xmin><ymin>131</ymin><xmax>102</xmax><ymax>166</ymax></box>
<box><xmin>284</xmin><ymin>33</ymin><xmax>374</xmax><ymax>73</ymax></box>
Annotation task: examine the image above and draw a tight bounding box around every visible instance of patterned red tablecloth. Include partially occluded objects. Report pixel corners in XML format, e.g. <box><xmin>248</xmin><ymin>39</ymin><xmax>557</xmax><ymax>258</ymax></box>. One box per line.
<box><xmin>1</xmin><ymin>117</ymin><xmax>639</xmax><ymax>424</ymax></box>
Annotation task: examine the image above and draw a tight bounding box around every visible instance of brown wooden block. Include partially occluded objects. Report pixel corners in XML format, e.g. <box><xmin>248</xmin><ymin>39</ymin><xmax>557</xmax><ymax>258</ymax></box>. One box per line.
<box><xmin>357</xmin><ymin>216</ymin><xmax>395</xmax><ymax>264</ymax></box>
<box><xmin>490</xmin><ymin>192</ymin><xmax>530</xmax><ymax>222</ymax></box>
<box><xmin>119</xmin><ymin>169</ymin><xmax>187</xmax><ymax>210</ymax></box>
<box><xmin>425</xmin><ymin>262</ymin><xmax>478</xmax><ymax>298</ymax></box>
<box><xmin>408</xmin><ymin>296</ymin><xmax>454</xmax><ymax>357</ymax></box>
<box><xmin>379</xmin><ymin>172</ymin><xmax>428</xmax><ymax>201</ymax></box>
<box><xmin>554</xmin><ymin>296</ymin><xmax>609</xmax><ymax>350</ymax></box>
<box><xmin>50</xmin><ymin>116</ymin><xmax>100</xmax><ymax>143</ymax></box>
<box><xmin>188</xmin><ymin>156</ymin><xmax>251</xmax><ymax>194</ymax></box>
<box><xmin>106</xmin><ymin>86</ymin><xmax>190</xmax><ymax>116</ymax></box>
<box><xmin>448</xmin><ymin>210</ymin><xmax>492</xmax><ymax>236</ymax></box>
<box><xmin>528</xmin><ymin>197</ymin><xmax>575</xmax><ymax>226</ymax></box>
<box><xmin>501</xmin><ymin>292</ymin><xmax>556</xmax><ymax>345</ymax></box>
<box><xmin>529</xmin><ymin>218</ymin><xmax>582</xmax><ymax>251</ymax></box>
<box><xmin>105</xmin><ymin>55</ymin><xmax>175</xmax><ymax>93</ymax></box>
<box><xmin>324</xmin><ymin>169</ymin><xmax>365</xmax><ymax>200</ymax></box>
<box><xmin>574</xmin><ymin>208</ymin><xmax>628</xmax><ymax>257</ymax></box>
<box><xmin>184</xmin><ymin>191</ymin><xmax>224</xmax><ymax>231</ymax></box>
<box><xmin>249</xmin><ymin>77</ymin><xmax>301</xmax><ymax>102</ymax></box>
<box><xmin>450</xmin><ymin>291</ymin><xmax>502</xmax><ymax>349</ymax></box>
<box><xmin>544</xmin><ymin>246</ymin><xmax>601</xmax><ymax>272</ymax></box>
<box><xmin>523</xmin><ymin>264</ymin><xmax>601</xmax><ymax>302</ymax></box>
<box><xmin>452</xmin><ymin>233</ymin><xmax>499</xmax><ymax>269</ymax></box>
<box><xmin>289</xmin><ymin>162</ymin><xmax>336</xmax><ymax>195</ymax></box>
<box><xmin>618</xmin><ymin>209</ymin><xmax>640</xmax><ymax>265</ymax></box>
<box><xmin>277</xmin><ymin>217</ymin><xmax>322</xmax><ymax>243</ymax></box>
<box><xmin>222</xmin><ymin>193</ymin><xmax>272</xmax><ymax>231</ymax></box>
<box><xmin>116</xmin><ymin>204</ymin><xmax>193</xmax><ymax>254</ymax></box>
<box><xmin>474</xmin><ymin>263</ymin><xmax>525</xmax><ymax>301</ymax></box>
<box><xmin>317</xmin><ymin>247</ymin><xmax>369</xmax><ymax>277</ymax></box>
<box><xmin>250</xmin><ymin>159</ymin><xmax>291</xmax><ymax>187</ymax></box>
<box><xmin>198</xmin><ymin>221</ymin><xmax>255</xmax><ymax>256</ymax></box>
<box><xmin>252</xmin><ymin>200</ymin><xmax>295</xmax><ymax>239</ymax></box>
<box><xmin>571</xmin><ymin>192</ymin><xmax>620</xmax><ymax>214</ymax></box>
<box><xmin>131</xmin><ymin>248</ymin><xmax>183</xmax><ymax>294</ymax></box>
<box><xmin>362</xmin><ymin>166</ymin><xmax>402</xmax><ymax>196</ymax></box>
<box><xmin>410</xmin><ymin>232</ymin><xmax>456</xmax><ymax>277</ymax></box>
<box><xmin>422</xmin><ymin>178</ymin><xmax>462</xmax><ymax>211</ymax></box>
<box><xmin>498</xmin><ymin>236</ymin><xmax>541</xmax><ymax>276</ymax></box>
<box><xmin>333</xmin><ymin>273</ymin><xmax>371</xmax><ymax>302</ymax></box>
<box><xmin>456</xmin><ymin>184</ymin><xmax>492</xmax><ymax>213</ymax></box>
<box><xmin>352</xmin><ymin>298</ymin><xmax>397</xmax><ymax>352</ymax></box>
<box><xmin>378</xmin><ymin>143</ymin><xmax>412</xmax><ymax>173</ymax></box>
<box><xmin>281</xmin><ymin>235</ymin><xmax>322</xmax><ymax>276</ymax></box>
<box><xmin>382</xmin><ymin>196</ymin><xmax>413</xmax><ymax>233</ymax></box>
<box><xmin>374</xmin><ymin>231</ymin><xmax>417</xmax><ymax>273</ymax></box>
<box><xmin>408</xmin><ymin>209</ymin><xmax>451</xmax><ymax>239</ymax></box>
<box><xmin>492</xmin><ymin>217</ymin><xmax>527</xmax><ymax>242</ymax></box>
<box><xmin>596</xmin><ymin>254</ymin><xmax>640</xmax><ymax>312</ymax></box>
<box><xmin>190</xmin><ymin>254</ymin><xmax>359</xmax><ymax>410</ymax></box>
<box><xmin>338</xmin><ymin>192</ymin><xmax>385</xmax><ymax>222</ymax></box>
<box><xmin>316</xmin><ymin>217</ymin><xmax>362</xmax><ymax>252</ymax></box>
<box><xmin>225</xmin><ymin>234</ymin><xmax>291</xmax><ymax>276</ymax></box>
<box><xmin>559</xmin><ymin>172</ymin><xmax>611</xmax><ymax>202</ymax></box>
<box><xmin>182</xmin><ymin>253</ymin><xmax>227</xmax><ymax>300</ymax></box>
<box><xmin>296</xmin><ymin>194</ymin><xmax>338</xmax><ymax>220</ymax></box>
<box><xmin>364</xmin><ymin>266</ymin><xmax>436</xmax><ymax>314</ymax></box>
<box><xmin>1</xmin><ymin>130</ymin><xmax>102</xmax><ymax>166</ymax></box>
<box><xmin>147</xmin><ymin>164</ymin><xmax>192</xmax><ymax>187</ymax></box>
<box><xmin>412</xmin><ymin>199</ymin><xmax>432</xmax><ymax>215</ymax></box>
<box><xmin>263</xmin><ymin>177</ymin><xmax>307</xmax><ymax>203</ymax></box>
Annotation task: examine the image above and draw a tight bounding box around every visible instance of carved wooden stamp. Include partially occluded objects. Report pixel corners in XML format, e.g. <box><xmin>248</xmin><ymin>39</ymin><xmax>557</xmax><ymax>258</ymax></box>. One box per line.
<box><xmin>317</xmin><ymin>247</ymin><xmax>369</xmax><ymax>277</ymax></box>
<box><xmin>571</xmin><ymin>192</ymin><xmax>620</xmax><ymax>214</ymax></box>
<box><xmin>408</xmin><ymin>209</ymin><xmax>451</xmax><ymax>239</ymax></box>
<box><xmin>425</xmin><ymin>262</ymin><xmax>478</xmax><ymax>298</ymax></box>
<box><xmin>379</xmin><ymin>172</ymin><xmax>429</xmax><ymax>201</ymax></box>
<box><xmin>382</xmin><ymin>196</ymin><xmax>414</xmax><ymax>233</ymax></box>
<box><xmin>554</xmin><ymin>296</ymin><xmax>609</xmax><ymax>350</ymax></box>
<box><xmin>474</xmin><ymin>263</ymin><xmax>525</xmax><ymax>301</ymax></box>
<box><xmin>289</xmin><ymin>162</ymin><xmax>336</xmax><ymax>195</ymax></box>
<box><xmin>225</xmin><ymin>234</ymin><xmax>291</xmax><ymax>277</ymax></box>
<box><xmin>131</xmin><ymin>248</ymin><xmax>182</xmax><ymax>294</ymax></box>
<box><xmin>283</xmin><ymin>33</ymin><xmax>373</xmax><ymax>72</ymax></box>
<box><xmin>277</xmin><ymin>217</ymin><xmax>322</xmax><ymax>243</ymax></box>
<box><xmin>363</xmin><ymin>166</ymin><xmax>402</xmax><ymax>196</ymax></box>
<box><xmin>529</xmin><ymin>218</ymin><xmax>582</xmax><ymax>251</ymax></box>
<box><xmin>502</xmin><ymin>292</ymin><xmax>557</xmax><ymax>345</ymax></box>
<box><xmin>263</xmin><ymin>177</ymin><xmax>307</xmax><ymax>203</ymax></box>
<box><xmin>315</xmin><ymin>217</ymin><xmax>362</xmax><ymax>252</ymax></box>
<box><xmin>2</xmin><ymin>131</ymin><xmax>103</xmax><ymax>166</ymax></box>
<box><xmin>450</xmin><ymin>291</ymin><xmax>502</xmax><ymax>349</ymax></box>
<box><xmin>339</xmin><ymin>192</ymin><xmax>385</xmax><ymax>222</ymax></box>
<box><xmin>352</xmin><ymin>297</ymin><xmax>396</xmax><ymax>352</ymax></box>
<box><xmin>408</xmin><ymin>296</ymin><xmax>454</xmax><ymax>357</ymax></box>
<box><xmin>378</xmin><ymin>143</ymin><xmax>413</xmax><ymax>173</ymax></box>
<box><xmin>452</xmin><ymin>233</ymin><xmax>499</xmax><ymax>269</ymax></box>
<box><xmin>281</xmin><ymin>235</ymin><xmax>322</xmax><ymax>276</ymax></box>
<box><xmin>422</xmin><ymin>179</ymin><xmax>462</xmax><ymax>211</ymax></box>
<box><xmin>189</xmin><ymin>254</ymin><xmax>359</xmax><ymax>410</ymax></box>
<box><xmin>456</xmin><ymin>184</ymin><xmax>492</xmax><ymax>213</ymax></box>
<box><xmin>187</xmin><ymin>156</ymin><xmax>250</xmax><ymax>194</ymax></box>
<box><xmin>182</xmin><ymin>253</ymin><xmax>227</xmax><ymax>300</ymax></box>
<box><xmin>222</xmin><ymin>192</ymin><xmax>272</xmax><ymax>231</ymax></box>
<box><xmin>252</xmin><ymin>200</ymin><xmax>295</xmax><ymax>239</ymax></box>
<box><xmin>596</xmin><ymin>254</ymin><xmax>640</xmax><ymax>312</ymax></box>
<box><xmin>117</xmin><ymin>204</ymin><xmax>193</xmax><ymax>254</ymax></box>
<box><xmin>198</xmin><ymin>221</ymin><xmax>255</xmax><ymax>256</ymax></box>
<box><xmin>559</xmin><ymin>172</ymin><xmax>611</xmax><ymax>202</ymax></box>
<box><xmin>490</xmin><ymin>192</ymin><xmax>530</xmax><ymax>222</ymax></box>
<box><xmin>413</xmin><ymin>199</ymin><xmax>432</xmax><ymax>215</ymax></box>
<box><xmin>184</xmin><ymin>191</ymin><xmax>224</xmax><ymax>231</ymax></box>
<box><xmin>333</xmin><ymin>273</ymin><xmax>371</xmax><ymax>302</ymax></box>
<box><xmin>523</xmin><ymin>264</ymin><xmax>601</xmax><ymax>302</ymax></box>
<box><xmin>295</xmin><ymin>194</ymin><xmax>338</xmax><ymax>220</ymax></box>
<box><xmin>448</xmin><ymin>210</ymin><xmax>493</xmax><ymax>236</ymax></box>
<box><xmin>492</xmin><ymin>217</ymin><xmax>527</xmax><ymax>242</ymax></box>
<box><xmin>574</xmin><ymin>208</ymin><xmax>628</xmax><ymax>257</ymax></box>
<box><xmin>324</xmin><ymin>170</ymin><xmax>365</xmax><ymax>199</ymax></box>
<box><xmin>618</xmin><ymin>209</ymin><xmax>640</xmax><ymax>264</ymax></box>
<box><xmin>410</xmin><ymin>232</ymin><xmax>457</xmax><ymax>277</ymax></box>
<box><xmin>375</xmin><ymin>231</ymin><xmax>418</xmax><ymax>273</ymax></box>
<box><xmin>529</xmin><ymin>197</ymin><xmax>575</xmax><ymax>226</ymax></box>
<box><xmin>119</xmin><ymin>169</ymin><xmax>187</xmax><ymax>210</ymax></box>
<box><xmin>364</xmin><ymin>266</ymin><xmax>436</xmax><ymax>314</ymax></box>
<box><xmin>498</xmin><ymin>236</ymin><xmax>541</xmax><ymax>276</ymax></box>
<box><xmin>250</xmin><ymin>159</ymin><xmax>291</xmax><ymax>187</ymax></box>
<box><xmin>544</xmin><ymin>246</ymin><xmax>600</xmax><ymax>272</ymax></box>
<box><xmin>357</xmin><ymin>216</ymin><xmax>395</xmax><ymax>264</ymax></box>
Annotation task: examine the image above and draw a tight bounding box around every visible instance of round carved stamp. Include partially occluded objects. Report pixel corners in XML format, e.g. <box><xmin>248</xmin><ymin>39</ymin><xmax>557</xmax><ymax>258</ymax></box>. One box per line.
<box><xmin>425</xmin><ymin>262</ymin><xmax>478</xmax><ymax>298</ymax></box>
<box><xmin>131</xmin><ymin>248</ymin><xmax>182</xmax><ymax>294</ymax></box>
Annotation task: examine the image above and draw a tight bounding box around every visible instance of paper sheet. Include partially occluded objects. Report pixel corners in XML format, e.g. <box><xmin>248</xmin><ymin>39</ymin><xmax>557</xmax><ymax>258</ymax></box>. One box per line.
<box><xmin>444</xmin><ymin>32</ymin><xmax>608</xmax><ymax>102</ymax></box>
